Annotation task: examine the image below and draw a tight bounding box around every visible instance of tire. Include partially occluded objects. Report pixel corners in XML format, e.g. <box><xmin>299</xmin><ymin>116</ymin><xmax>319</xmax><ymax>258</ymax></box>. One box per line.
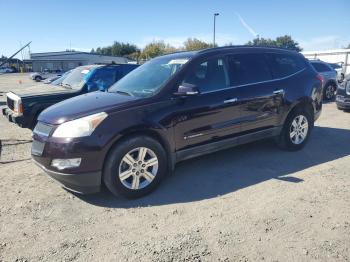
<box><xmin>35</xmin><ymin>76</ymin><xmax>42</xmax><ymax>82</ymax></box>
<box><xmin>103</xmin><ymin>136</ymin><xmax>167</xmax><ymax>198</ymax></box>
<box><xmin>276</xmin><ymin>107</ymin><xmax>313</xmax><ymax>151</ymax></box>
<box><xmin>323</xmin><ymin>82</ymin><xmax>336</xmax><ymax>101</ymax></box>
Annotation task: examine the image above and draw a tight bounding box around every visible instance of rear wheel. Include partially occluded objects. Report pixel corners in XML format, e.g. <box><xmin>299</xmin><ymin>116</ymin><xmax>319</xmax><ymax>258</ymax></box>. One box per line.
<box><xmin>323</xmin><ymin>83</ymin><xmax>336</xmax><ymax>101</ymax></box>
<box><xmin>276</xmin><ymin>108</ymin><xmax>312</xmax><ymax>151</ymax></box>
<box><xmin>103</xmin><ymin>136</ymin><xmax>167</xmax><ymax>198</ymax></box>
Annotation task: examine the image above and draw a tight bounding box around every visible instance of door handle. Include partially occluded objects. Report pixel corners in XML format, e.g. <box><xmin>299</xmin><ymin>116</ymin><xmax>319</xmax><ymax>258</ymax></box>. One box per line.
<box><xmin>273</xmin><ymin>89</ymin><xmax>284</xmax><ymax>95</ymax></box>
<box><xmin>224</xmin><ymin>98</ymin><xmax>238</xmax><ymax>104</ymax></box>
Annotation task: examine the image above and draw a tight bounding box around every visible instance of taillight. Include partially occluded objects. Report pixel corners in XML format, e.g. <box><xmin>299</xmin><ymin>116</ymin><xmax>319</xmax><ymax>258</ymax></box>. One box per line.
<box><xmin>316</xmin><ymin>74</ymin><xmax>324</xmax><ymax>84</ymax></box>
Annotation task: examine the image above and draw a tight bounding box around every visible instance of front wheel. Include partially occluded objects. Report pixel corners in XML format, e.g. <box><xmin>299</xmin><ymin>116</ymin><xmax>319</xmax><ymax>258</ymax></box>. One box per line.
<box><xmin>103</xmin><ymin>136</ymin><xmax>167</xmax><ymax>198</ymax></box>
<box><xmin>34</xmin><ymin>76</ymin><xmax>42</xmax><ymax>82</ymax></box>
<box><xmin>276</xmin><ymin>108</ymin><xmax>312</xmax><ymax>151</ymax></box>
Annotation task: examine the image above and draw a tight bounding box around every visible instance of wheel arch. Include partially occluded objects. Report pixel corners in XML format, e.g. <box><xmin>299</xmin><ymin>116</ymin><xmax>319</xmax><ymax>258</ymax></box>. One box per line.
<box><xmin>283</xmin><ymin>98</ymin><xmax>315</xmax><ymax>127</ymax></box>
<box><xmin>324</xmin><ymin>79</ymin><xmax>338</xmax><ymax>88</ymax></box>
<box><xmin>102</xmin><ymin>125</ymin><xmax>175</xmax><ymax>179</ymax></box>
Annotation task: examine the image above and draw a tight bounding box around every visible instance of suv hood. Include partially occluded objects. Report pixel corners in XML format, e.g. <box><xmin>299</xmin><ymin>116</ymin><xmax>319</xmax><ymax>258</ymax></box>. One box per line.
<box><xmin>15</xmin><ymin>84</ymin><xmax>75</xmax><ymax>98</ymax></box>
<box><xmin>38</xmin><ymin>91</ymin><xmax>138</xmax><ymax>125</ymax></box>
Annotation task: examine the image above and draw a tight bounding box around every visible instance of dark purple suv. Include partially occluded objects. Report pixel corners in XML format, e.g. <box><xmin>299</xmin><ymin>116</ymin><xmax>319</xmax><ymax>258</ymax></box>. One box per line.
<box><xmin>32</xmin><ymin>46</ymin><xmax>323</xmax><ymax>198</ymax></box>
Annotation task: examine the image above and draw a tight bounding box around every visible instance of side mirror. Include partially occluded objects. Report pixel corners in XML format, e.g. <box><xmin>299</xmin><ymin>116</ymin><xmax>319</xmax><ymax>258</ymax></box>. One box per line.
<box><xmin>175</xmin><ymin>84</ymin><xmax>200</xmax><ymax>96</ymax></box>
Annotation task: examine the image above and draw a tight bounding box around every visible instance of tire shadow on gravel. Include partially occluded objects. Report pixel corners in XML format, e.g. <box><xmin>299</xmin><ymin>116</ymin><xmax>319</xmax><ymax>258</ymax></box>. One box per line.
<box><xmin>75</xmin><ymin>126</ymin><xmax>350</xmax><ymax>208</ymax></box>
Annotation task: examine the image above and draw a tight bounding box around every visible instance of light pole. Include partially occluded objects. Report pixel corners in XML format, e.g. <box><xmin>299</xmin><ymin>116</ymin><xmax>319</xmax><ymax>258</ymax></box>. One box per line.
<box><xmin>213</xmin><ymin>13</ymin><xmax>219</xmax><ymax>47</ymax></box>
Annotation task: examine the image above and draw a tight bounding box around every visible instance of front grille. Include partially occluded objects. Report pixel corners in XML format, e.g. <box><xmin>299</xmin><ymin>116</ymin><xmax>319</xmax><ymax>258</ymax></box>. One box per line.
<box><xmin>33</xmin><ymin>122</ymin><xmax>53</xmax><ymax>137</ymax></box>
<box><xmin>6</xmin><ymin>96</ymin><xmax>14</xmax><ymax>110</ymax></box>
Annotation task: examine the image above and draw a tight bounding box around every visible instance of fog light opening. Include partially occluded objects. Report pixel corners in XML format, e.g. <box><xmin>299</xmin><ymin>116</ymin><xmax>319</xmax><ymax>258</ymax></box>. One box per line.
<box><xmin>51</xmin><ymin>158</ymin><xmax>81</xmax><ymax>170</ymax></box>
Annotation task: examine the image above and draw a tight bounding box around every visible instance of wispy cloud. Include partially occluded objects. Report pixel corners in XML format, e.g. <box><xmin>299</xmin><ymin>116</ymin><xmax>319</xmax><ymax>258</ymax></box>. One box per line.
<box><xmin>236</xmin><ymin>13</ymin><xmax>258</xmax><ymax>38</ymax></box>
<box><xmin>298</xmin><ymin>35</ymin><xmax>350</xmax><ymax>51</ymax></box>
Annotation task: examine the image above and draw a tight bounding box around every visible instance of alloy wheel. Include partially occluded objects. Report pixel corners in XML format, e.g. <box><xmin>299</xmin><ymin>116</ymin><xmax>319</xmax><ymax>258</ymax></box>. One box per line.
<box><xmin>325</xmin><ymin>85</ymin><xmax>335</xmax><ymax>100</ymax></box>
<box><xmin>118</xmin><ymin>147</ymin><xmax>159</xmax><ymax>190</ymax></box>
<box><xmin>289</xmin><ymin>115</ymin><xmax>309</xmax><ymax>145</ymax></box>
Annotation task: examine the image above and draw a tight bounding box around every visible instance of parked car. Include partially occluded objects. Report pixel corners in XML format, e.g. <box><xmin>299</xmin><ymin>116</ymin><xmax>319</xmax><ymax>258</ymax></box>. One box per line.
<box><xmin>0</xmin><ymin>67</ymin><xmax>15</xmax><ymax>73</ymax></box>
<box><xmin>43</xmin><ymin>70</ymin><xmax>72</xmax><ymax>84</ymax></box>
<box><xmin>30</xmin><ymin>69</ymin><xmax>64</xmax><ymax>82</ymax></box>
<box><xmin>336</xmin><ymin>74</ymin><xmax>350</xmax><ymax>111</ymax></box>
<box><xmin>30</xmin><ymin>46</ymin><xmax>323</xmax><ymax>198</ymax></box>
<box><xmin>2</xmin><ymin>64</ymin><xmax>139</xmax><ymax>129</ymax></box>
<box><xmin>309</xmin><ymin>59</ymin><xmax>338</xmax><ymax>100</ymax></box>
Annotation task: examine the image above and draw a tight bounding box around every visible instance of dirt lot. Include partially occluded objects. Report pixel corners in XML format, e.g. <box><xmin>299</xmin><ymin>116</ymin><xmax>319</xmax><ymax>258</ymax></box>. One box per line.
<box><xmin>0</xmin><ymin>73</ymin><xmax>349</xmax><ymax>262</ymax></box>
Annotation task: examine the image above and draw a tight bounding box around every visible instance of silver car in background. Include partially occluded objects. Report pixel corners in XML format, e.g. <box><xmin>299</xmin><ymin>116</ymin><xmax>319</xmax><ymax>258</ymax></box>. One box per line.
<box><xmin>30</xmin><ymin>69</ymin><xmax>63</xmax><ymax>82</ymax></box>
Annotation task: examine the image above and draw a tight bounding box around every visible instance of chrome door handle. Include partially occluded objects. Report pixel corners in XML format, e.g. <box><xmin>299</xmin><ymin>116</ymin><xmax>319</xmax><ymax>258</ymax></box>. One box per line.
<box><xmin>224</xmin><ymin>98</ymin><xmax>238</xmax><ymax>103</ymax></box>
<box><xmin>273</xmin><ymin>89</ymin><xmax>284</xmax><ymax>95</ymax></box>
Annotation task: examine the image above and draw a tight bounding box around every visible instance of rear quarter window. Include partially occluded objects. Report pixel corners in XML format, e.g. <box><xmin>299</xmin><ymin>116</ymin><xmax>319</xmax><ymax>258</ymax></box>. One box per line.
<box><xmin>266</xmin><ymin>53</ymin><xmax>305</xmax><ymax>78</ymax></box>
<box><xmin>227</xmin><ymin>53</ymin><xmax>272</xmax><ymax>86</ymax></box>
<box><xmin>311</xmin><ymin>62</ymin><xmax>331</xmax><ymax>73</ymax></box>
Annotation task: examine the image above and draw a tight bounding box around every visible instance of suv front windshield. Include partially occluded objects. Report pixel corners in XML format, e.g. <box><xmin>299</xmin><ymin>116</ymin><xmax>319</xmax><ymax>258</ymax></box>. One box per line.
<box><xmin>108</xmin><ymin>55</ymin><xmax>191</xmax><ymax>97</ymax></box>
<box><xmin>61</xmin><ymin>66</ymin><xmax>96</xmax><ymax>90</ymax></box>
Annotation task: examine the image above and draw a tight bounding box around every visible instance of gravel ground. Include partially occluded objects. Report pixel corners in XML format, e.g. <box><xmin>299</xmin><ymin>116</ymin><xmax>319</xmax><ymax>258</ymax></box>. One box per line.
<box><xmin>0</xmin><ymin>73</ymin><xmax>349</xmax><ymax>262</ymax></box>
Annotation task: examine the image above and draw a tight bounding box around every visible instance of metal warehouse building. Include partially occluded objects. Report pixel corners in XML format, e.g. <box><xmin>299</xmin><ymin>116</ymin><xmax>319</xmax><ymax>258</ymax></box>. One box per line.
<box><xmin>28</xmin><ymin>51</ymin><xmax>133</xmax><ymax>72</ymax></box>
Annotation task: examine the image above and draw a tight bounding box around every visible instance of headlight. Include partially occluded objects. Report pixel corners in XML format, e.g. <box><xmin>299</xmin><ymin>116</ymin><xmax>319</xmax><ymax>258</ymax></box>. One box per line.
<box><xmin>6</xmin><ymin>92</ymin><xmax>23</xmax><ymax>115</ymax></box>
<box><xmin>52</xmin><ymin>112</ymin><xmax>108</xmax><ymax>138</ymax></box>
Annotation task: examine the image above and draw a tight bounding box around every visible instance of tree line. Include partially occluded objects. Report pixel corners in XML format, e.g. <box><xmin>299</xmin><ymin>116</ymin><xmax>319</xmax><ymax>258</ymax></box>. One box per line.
<box><xmin>89</xmin><ymin>35</ymin><xmax>343</xmax><ymax>61</ymax></box>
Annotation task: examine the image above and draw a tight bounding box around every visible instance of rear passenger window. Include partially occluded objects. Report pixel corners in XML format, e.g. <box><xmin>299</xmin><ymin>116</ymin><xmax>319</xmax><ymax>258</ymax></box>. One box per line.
<box><xmin>183</xmin><ymin>58</ymin><xmax>228</xmax><ymax>93</ymax></box>
<box><xmin>311</xmin><ymin>62</ymin><xmax>331</xmax><ymax>73</ymax></box>
<box><xmin>267</xmin><ymin>53</ymin><xmax>305</xmax><ymax>78</ymax></box>
<box><xmin>227</xmin><ymin>53</ymin><xmax>272</xmax><ymax>86</ymax></box>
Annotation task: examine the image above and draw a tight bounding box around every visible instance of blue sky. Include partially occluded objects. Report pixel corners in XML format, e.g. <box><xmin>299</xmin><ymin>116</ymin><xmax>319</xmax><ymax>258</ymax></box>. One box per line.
<box><xmin>1</xmin><ymin>0</ymin><xmax>350</xmax><ymax>58</ymax></box>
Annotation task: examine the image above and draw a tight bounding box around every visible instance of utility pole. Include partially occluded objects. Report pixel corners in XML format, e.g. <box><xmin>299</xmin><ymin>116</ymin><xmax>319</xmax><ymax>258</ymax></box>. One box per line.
<box><xmin>213</xmin><ymin>13</ymin><xmax>219</xmax><ymax>47</ymax></box>
<box><xmin>0</xmin><ymin>41</ymin><xmax>31</xmax><ymax>68</ymax></box>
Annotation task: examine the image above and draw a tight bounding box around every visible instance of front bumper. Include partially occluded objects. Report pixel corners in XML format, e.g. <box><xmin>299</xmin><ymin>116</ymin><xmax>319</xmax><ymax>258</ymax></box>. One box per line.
<box><xmin>336</xmin><ymin>95</ymin><xmax>350</xmax><ymax>110</ymax></box>
<box><xmin>33</xmin><ymin>159</ymin><xmax>101</xmax><ymax>194</ymax></box>
<box><xmin>31</xmin><ymin>130</ymin><xmax>107</xmax><ymax>194</ymax></box>
<box><xmin>2</xmin><ymin>107</ymin><xmax>25</xmax><ymax>127</ymax></box>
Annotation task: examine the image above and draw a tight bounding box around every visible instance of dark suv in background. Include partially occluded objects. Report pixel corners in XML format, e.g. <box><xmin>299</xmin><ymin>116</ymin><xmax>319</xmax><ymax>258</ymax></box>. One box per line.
<box><xmin>31</xmin><ymin>46</ymin><xmax>323</xmax><ymax>198</ymax></box>
<box><xmin>2</xmin><ymin>63</ymin><xmax>138</xmax><ymax>129</ymax></box>
<box><xmin>336</xmin><ymin>74</ymin><xmax>350</xmax><ymax>111</ymax></box>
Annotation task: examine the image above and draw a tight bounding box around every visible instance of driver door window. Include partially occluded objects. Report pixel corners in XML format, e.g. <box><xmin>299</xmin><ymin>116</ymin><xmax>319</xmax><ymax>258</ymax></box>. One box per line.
<box><xmin>183</xmin><ymin>58</ymin><xmax>229</xmax><ymax>93</ymax></box>
<box><xmin>88</xmin><ymin>68</ymin><xmax>118</xmax><ymax>91</ymax></box>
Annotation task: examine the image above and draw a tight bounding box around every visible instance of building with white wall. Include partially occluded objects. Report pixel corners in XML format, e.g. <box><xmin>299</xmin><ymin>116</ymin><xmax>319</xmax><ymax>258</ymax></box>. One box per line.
<box><xmin>28</xmin><ymin>51</ymin><xmax>133</xmax><ymax>72</ymax></box>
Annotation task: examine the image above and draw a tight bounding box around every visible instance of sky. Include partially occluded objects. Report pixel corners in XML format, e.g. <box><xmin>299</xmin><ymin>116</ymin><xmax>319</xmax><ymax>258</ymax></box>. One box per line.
<box><xmin>1</xmin><ymin>0</ymin><xmax>350</xmax><ymax>58</ymax></box>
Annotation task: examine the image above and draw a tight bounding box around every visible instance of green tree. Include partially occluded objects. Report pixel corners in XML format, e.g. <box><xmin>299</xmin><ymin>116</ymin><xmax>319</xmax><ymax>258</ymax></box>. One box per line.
<box><xmin>183</xmin><ymin>38</ymin><xmax>212</xmax><ymax>51</ymax></box>
<box><xmin>246</xmin><ymin>37</ymin><xmax>276</xmax><ymax>47</ymax></box>
<box><xmin>140</xmin><ymin>41</ymin><xmax>177</xmax><ymax>59</ymax></box>
<box><xmin>93</xmin><ymin>42</ymin><xmax>139</xmax><ymax>56</ymax></box>
<box><xmin>274</xmin><ymin>35</ymin><xmax>302</xmax><ymax>51</ymax></box>
<box><xmin>246</xmin><ymin>35</ymin><xmax>302</xmax><ymax>51</ymax></box>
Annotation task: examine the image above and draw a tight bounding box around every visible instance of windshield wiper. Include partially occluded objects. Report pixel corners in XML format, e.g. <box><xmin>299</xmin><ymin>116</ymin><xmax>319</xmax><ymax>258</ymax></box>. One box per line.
<box><xmin>114</xmin><ymin>90</ymin><xmax>133</xmax><ymax>96</ymax></box>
